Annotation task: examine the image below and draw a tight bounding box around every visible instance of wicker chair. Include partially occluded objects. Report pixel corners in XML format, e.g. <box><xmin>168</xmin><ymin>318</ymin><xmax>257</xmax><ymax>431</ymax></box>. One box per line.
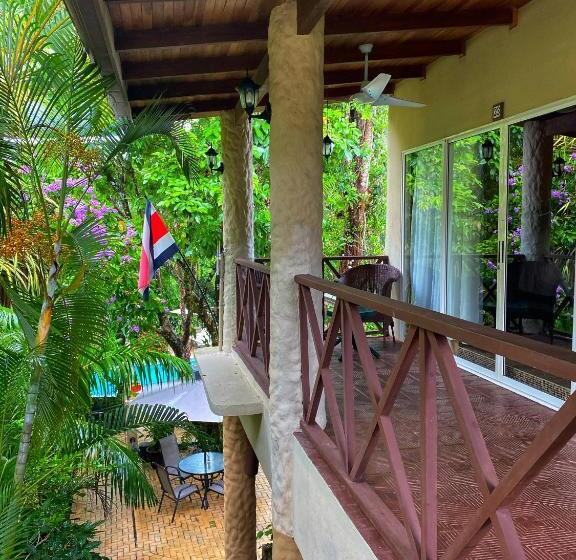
<box><xmin>338</xmin><ymin>263</ymin><xmax>401</xmax><ymax>357</ymax></box>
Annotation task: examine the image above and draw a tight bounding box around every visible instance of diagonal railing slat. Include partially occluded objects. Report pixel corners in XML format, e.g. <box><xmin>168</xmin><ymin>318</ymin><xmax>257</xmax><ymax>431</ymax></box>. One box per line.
<box><xmin>295</xmin><ymin>273</ymin><xmax>576</xmax><ymax>560</ymax></box>
<box><xmin>234</xmin><ymin>258</ymin><xmax>271</xmax><ymax>395</ymax></box>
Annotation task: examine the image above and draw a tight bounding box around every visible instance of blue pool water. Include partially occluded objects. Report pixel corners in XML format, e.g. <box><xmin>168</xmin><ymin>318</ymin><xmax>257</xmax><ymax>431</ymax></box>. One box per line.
<box><xmin>90</xmin><ymin>358</ymin><xmax>200</xmax><ymax>398</ymax></box>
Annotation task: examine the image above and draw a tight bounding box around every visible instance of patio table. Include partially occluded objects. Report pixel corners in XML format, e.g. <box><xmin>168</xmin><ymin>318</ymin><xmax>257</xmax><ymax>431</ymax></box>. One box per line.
<box><xmin>179</xmin><ymin>451</ymin><xmax>224</xmax><ymax>509</ymax></box>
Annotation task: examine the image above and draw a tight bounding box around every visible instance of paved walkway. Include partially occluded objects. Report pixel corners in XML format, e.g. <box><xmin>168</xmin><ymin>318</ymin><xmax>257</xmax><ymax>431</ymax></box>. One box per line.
<box><xmin>74</xmin><ymin>469</ymin><xmax>271</xmax><ymax>560</ymax></box>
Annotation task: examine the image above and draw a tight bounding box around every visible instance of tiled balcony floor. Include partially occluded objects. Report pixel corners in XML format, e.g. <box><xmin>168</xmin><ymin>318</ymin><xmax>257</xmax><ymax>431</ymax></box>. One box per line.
<box><xmin>74</xmin><ymin>469</ymin><xmax>271</xmax><ymax>560</ymax></box>
<box><xmin>325</xmin><ymin>338</ymin><xmax>576</xmax><ymax>559</ymax></box>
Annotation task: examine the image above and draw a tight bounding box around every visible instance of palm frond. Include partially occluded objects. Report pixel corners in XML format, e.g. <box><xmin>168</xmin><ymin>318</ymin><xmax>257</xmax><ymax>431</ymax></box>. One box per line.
<box><xmin>0</xmin><ymin>306</ymin><xmax>17</xmax><ymax>331</ymax></box>
<box><xmin>0</xmin><ymin>484</ymin><xmax>27</xmax><ymax>560</ymax></box>
<box><xmin>92</xmin><ymin>342</ymin><xmax>193</xmax><ymax>398</ymax></box>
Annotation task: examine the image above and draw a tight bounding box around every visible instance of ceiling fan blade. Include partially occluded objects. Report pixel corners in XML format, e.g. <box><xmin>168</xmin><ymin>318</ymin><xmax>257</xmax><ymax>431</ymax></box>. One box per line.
<box><xmin>351</xmin><ymin>91</ymin><xmax>376</xmax><ymax>104</ymax></box>
<box><xmin>360</xmin><ymin>73</ymin><xmax>391</xmax><ymax>101</ymax></box>
<box><xmin>373</xmin><ymin>94</ymin><xmax>425</xmax><ymax>108</ymax></box>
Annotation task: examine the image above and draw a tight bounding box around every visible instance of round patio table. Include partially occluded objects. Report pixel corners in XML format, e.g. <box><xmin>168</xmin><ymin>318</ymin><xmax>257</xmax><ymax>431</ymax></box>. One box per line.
<box><xmin>179</xmin><ymin>451</ymin><xmax>224</xmax><ymax>509</ymax></box>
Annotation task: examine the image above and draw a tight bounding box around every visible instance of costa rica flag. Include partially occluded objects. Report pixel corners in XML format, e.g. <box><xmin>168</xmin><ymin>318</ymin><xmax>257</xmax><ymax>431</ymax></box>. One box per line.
<box><xmin>138</xmin><ymin>200</ymin><xmax>179</xmax><ymax>299</ymax></box>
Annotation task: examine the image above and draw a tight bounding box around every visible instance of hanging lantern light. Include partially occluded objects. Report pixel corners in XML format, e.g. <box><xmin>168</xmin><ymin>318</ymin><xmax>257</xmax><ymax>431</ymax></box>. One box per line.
<box><xmin>553</xmin><ymin>156</ymin><xmax>566</xmax><ymax>178</ymax></box>
<box><xmin>206</xmin><ymin>145</ymin><xmax>218</xmax><ymax>171</ymax></box>
<box><xmin>236</xmin><ymin>73</ymin><xmax>260</xmax><ymax>119</ymax></box>
<box><xmin>205</xmin><ymin>145</ymin><xmax>224</xmax><ymax>174</ymax></box>
<box><xmin>481</xmin><ymin>139</ymin><xmax>494</xmax><ymax>162</ymax></box>
<box><xmin>323</xmin><ymin>135</ymin><xmax>334</xmax><ymax>159</ymax></box>
<box><xmin>323</xmin><ymin>100</ymin><xmax>334</xmax><ymax>160</ymax></box>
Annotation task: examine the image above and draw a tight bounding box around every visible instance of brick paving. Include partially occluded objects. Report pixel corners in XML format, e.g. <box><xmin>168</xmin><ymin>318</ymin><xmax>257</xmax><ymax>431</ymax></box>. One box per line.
<box><xmin>74</xmin><ymin>469</ymin><xmax>271</xmax><ymax>560</ymax></box>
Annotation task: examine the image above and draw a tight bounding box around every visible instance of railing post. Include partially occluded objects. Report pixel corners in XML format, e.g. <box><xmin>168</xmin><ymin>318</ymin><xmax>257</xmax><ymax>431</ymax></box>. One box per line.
<box><xmin>419</xmin><ymin>329</ymin><xmax>437</xmax><ymax>560</ymax></box>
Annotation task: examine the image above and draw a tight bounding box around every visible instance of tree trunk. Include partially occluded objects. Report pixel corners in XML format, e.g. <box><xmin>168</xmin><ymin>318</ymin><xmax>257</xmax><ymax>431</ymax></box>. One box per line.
<box><xmin>15</xmin><ymin>241</ymin><xmax>60</xmax><ymax>482</ymax></box>
<box><xmin>343</xmin><ymin>108</ymin><xmax>374</xmax><ymax>260</ymax></box>
<box><xmin>157</xmin><ymin>259</ymin><xmax>219</xmax><ymax>360</ymax></box>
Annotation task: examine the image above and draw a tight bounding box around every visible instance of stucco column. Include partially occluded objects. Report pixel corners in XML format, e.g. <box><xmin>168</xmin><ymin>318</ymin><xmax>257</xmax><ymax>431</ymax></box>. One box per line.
<box><xmin>221</xmin><ymin>110</ymin><xmax>254</xmax><ymax>352</ymax></box>
<box><xmin>521</xmin><ymin>120</ymin><xmax>553</xmax><ymax>260</ymax></box>
<box><xmin>268</xmin><ymin>1</ymin><xmax>324</xmax><ymax>556</ymax></box>
<box><xmin>223</xmin><ymin>416</ymin><xmax>257</xmax><ymax>560</ymax></box>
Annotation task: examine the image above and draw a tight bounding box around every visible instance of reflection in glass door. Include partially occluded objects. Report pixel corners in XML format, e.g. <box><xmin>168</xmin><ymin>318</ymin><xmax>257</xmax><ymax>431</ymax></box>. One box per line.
<box><xmin>404</xmin><ymin>145</ymin><xmax>444</xmax><ymax>312</ymax></box>
<box><xmin>504</xmin><ymin>121</ymin><xmax>575</xmax><ymax>401</ymax></box>
<box><xmin>447</xmin><ymin>131</ymin><xmax>501</xmax><ymax>373</ymax></box>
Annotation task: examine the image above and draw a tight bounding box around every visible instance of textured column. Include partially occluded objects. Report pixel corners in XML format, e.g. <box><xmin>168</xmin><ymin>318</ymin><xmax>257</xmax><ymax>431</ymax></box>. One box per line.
<box><xmin>521</xmin><ymin>120</ymin><xmax>553</xmax><ymax>260</ymax></box>
<box><xmin>268</xmin><ymin>0</ymin><xmax>324</xmax><ymax>551</ymax></box>
<box><xmin>223</xmin><ymin>416</ymin><xmax>257</xmax><ymax>560</ymax></box>
<box><xmin>221</xmin><ymin>110</ymin><xmax>254</xmax><ymax>352</ymax></box>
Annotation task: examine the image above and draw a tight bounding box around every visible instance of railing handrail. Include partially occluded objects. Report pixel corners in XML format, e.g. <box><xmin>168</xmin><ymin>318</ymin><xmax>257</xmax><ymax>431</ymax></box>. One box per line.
<box><xmin>295</xmin><ymin>273</ymin><xmax>576</xmax><ymax>381</ymax></box>
<box><xmin>322</xmin><ymin>254</ymin><xmax>389</xmax><ymax>261</ymax></box>
<box><xmin>234</xmin><ymin>257</ymin><xmax>270</xmax><ymax>274</ymax></box>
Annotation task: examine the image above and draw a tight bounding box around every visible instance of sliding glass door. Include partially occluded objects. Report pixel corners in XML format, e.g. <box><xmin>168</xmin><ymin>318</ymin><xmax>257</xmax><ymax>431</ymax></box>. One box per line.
<box><xmin>447</xmin><ymin>131</ymin><xmax>501</xmax><ymax>373</ymax></box>
<box><xmin>403</xmin><ymin>107</ymin><xmax>576</xmax><ymax>407</ymax></box>
<box><xmin>503</xmin><ymin>123</ymin><xmax>575</xmax><ymax>402</ymax></box>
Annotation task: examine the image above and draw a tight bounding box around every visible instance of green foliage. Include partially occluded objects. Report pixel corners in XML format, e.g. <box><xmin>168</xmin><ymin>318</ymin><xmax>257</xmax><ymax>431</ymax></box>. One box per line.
<box><xmin>27</xmin><ymin>521</ymin><xmax>108</xmax><ymax>560</ymax></box>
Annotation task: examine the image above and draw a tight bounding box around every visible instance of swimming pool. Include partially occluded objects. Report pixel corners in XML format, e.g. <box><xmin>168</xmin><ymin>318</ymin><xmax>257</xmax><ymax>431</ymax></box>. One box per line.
<box><xmin>90</xmin><ymin>358</ymin><xmax>200</xmax><ymax>398</ymax></box>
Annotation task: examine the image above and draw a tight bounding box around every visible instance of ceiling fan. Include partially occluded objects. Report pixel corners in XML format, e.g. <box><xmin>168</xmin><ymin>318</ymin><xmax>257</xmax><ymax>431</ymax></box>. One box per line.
<box><xmin>351</xmin><ymin>44</ymin><xmax>425</xmax><ymax>108</ymax></box>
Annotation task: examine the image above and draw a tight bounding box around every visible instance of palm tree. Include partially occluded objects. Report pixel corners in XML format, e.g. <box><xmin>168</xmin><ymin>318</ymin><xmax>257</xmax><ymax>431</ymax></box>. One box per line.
<box><xmin>0</xmin><ymin>0</ymin><xmax>199</xmax><ymax>484</ymax></box>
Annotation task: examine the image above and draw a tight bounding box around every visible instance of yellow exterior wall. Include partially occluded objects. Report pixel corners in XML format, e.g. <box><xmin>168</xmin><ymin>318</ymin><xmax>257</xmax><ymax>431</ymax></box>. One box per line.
<box><xmin>386</xmin><ymin>0</ymin><xmax>576</xmax><ymax>268</ymax></box>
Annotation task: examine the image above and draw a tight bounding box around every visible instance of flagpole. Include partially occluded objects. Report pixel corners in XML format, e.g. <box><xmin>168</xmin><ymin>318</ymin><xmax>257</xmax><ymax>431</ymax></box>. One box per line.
<box><xmin>175</xmin><ymin>247</ymin><xmax>219</xmax><ymax>330</ymax></box>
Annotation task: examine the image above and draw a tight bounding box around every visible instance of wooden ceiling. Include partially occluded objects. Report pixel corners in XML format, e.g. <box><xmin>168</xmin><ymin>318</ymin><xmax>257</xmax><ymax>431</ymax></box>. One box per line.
<box><xmin>66</xmin><ymin>0</ymin><xmax>534</xmax><ymax>118</ymax></box>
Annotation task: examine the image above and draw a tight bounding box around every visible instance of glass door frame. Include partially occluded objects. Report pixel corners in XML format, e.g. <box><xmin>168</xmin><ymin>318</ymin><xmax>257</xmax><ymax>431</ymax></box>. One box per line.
<box><xmin>401</xmin><ymin>96</ymin><xmax>576</xmax><ymax>410</ymax></box>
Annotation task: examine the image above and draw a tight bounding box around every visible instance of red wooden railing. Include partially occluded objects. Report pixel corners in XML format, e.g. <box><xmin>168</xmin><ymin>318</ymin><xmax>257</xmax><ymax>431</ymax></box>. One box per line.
<box><xmin>235</xmin><ymin>258</ymin><xmax>271</xmax><ymax>395</ymax></box>
<box><xmin>296</xmin><ymin>273</ymin><xmax>576</xmax><ymax>560</ymax></box>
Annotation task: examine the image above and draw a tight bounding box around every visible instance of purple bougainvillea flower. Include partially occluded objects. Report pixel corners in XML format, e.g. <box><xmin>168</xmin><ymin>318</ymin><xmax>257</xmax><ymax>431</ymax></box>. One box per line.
<box><xmin>487</xmin><ymin>260</ymin><xmax>497</xmax><ymax>270</ymax></box>
<box><xmin>131</xmin><ymin>325</ymin><xmax>141</xmax><ymax>333</ymax></box>
<box><xmin>120</xmin><ymin>254</ymin><xmax>133</xmax><ymax>264</ymax></box>
<box><xmin>564</xmin><ymin>164</ymin><xmax>573</xmax><ymax>173</ymax></box>
<box><xmin>571</xmin><ymin>152</ymin><xmax>576</xmax><ymax>160</ymax></box>
<box><xmin>19</xmin><ymin>165</ymin><xmax>31</xmax><ymax>174</ymax></box>
<box><xmin>508</xmin><ymin>177</ymin><xmax>516</xmax><ymax>187</ymax></box>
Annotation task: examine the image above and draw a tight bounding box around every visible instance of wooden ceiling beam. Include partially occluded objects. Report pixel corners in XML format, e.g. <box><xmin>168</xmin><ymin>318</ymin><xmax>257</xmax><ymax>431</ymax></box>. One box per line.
<box><xmin>325</xmin><ymin>83</ymin><xmax>395</xmax><ymax>100</ymax></box>
<box><xmin>127</xmin><ymin>64</ymin><xmax>424</xmax><ymax>102</ymax></box>
<box><xmin>123</xmin><ymin>54</ymin><xmax>262</xmax><ymax>80</ymax></box>
<box><xmin>128</xmin><ymin>79</ymin><xmax>240</xmax><ymax>101</ymax></box>
<box><xmin>297</xmin><ymin>0</ymin><xmax>332</xmax><ymax>35</ymax></box>
<box><xmin>123</xmin><ymin>40</ymin><xmax>452</xmax><ymax>80</ymax></box>
<box><xmin>325</xmin><ymin>7</ymin><xmax>517</xmax><ymax>36</ymax></box>
<box><xmin>325</xmin><ymin>64</ymin><xmax>425</xmax><ymax>84</ymax></box>
<box><xmin>115</xmin><ymin>22</ymin><xmax>267</xmax><ymax>51</ymax></box>
<box><xmin>113</xmin><ymin>8</ymin><xmax>515</xmax><ymax>52</ymax></box>
<box><xmin>131</xmin><ymin>97</ymin><xmax>238</xmax><ymax>116</ymax></box>
<box><xmin>324</xmin><ymin>40</ymin><xmax>463</xmax><ymax>64</ymax></box>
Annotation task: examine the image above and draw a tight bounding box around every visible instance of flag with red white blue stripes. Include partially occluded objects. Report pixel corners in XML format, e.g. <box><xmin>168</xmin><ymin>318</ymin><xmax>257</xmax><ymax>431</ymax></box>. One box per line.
<box><xmin>138</xmin><ymin>200</ymin><xmax>179</xmax><ymax>299</ymax></box>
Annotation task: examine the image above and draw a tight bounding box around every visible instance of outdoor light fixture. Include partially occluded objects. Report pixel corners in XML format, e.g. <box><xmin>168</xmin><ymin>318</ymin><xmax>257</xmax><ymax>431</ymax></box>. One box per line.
<box><xmin>205</xmin><ymin>145</ymin><xmax>224</xmax><ymax>174</ymax></box>
<box><xmin>323</xmin><ymin>100</ymin><xmax>335</xmax><ymax>160</ymax></box>
<box><xmin>481</xmin><ymin>139</ymin><xmax>495</xmax><ymax>162</ymax></box>
<box><xmin>323</xmin><ymin>135</ymin><xmax>334</xmax><ymax>159</ymax></box>
<box><xmin>553</xmin><ymin>156</ymin><xmax>566</xmax><ymax>178</ymax></box>
<box><xmin>236</xmin><ymin>73</ymin><xmax>260</xmax><ymax>119</ymax></box>
<box><xmin>251</xmin><ymin>101</ymin><xmax>272</xmax><ymax>124</ymax></box>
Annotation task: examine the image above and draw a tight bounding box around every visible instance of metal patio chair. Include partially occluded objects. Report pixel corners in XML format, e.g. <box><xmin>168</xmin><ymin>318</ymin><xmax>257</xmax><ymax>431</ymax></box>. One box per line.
<box><xmin>159</xmin><ymin>434</ymin><xmax>194</xmax><ymax>483</ymax></box>
<box><xmin>153</xmin><ymin>463</ymin><xmax>203</xmax><ymax>523</ymax></box>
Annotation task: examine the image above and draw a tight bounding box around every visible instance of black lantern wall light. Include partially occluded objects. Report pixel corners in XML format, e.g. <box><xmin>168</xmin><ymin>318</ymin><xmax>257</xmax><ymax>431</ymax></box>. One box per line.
<box><xmin>236</xmin><ymin>73</ymin><xmax>271</xmax><ymax>124</ymax></box>
<box><xmin>323</xmin><ymin>100</ymin><xmax>334</xmax><ymax>160</ymax></box>
<box><xmin>206</xmin><ymin>144</ymin><xmax>224</xmax><ymax>174</ymax></box>
<box><xmin>553</xmin><ymin>156</ymin><xmax>566</xmax><ymax>178</ymax></box>
<box><xmin>480</xmin><ymin>138</ymin><xmax>494</xmax><ymax>162</ymax></box>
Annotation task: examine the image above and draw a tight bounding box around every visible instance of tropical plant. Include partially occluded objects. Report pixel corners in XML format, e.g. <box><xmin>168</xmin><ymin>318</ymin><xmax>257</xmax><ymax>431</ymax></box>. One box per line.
<box><xmin>0</xmin><ymin>0</ymin><xmax>198</xmax><ymax>483</ymax></box>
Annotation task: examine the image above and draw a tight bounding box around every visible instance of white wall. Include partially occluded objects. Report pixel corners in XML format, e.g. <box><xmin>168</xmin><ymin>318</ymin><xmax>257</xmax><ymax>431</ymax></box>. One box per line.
<box><xmin>292</xmin><ymin>438</ymin><xmax>378</xmax><ymax>560</ymax></box>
